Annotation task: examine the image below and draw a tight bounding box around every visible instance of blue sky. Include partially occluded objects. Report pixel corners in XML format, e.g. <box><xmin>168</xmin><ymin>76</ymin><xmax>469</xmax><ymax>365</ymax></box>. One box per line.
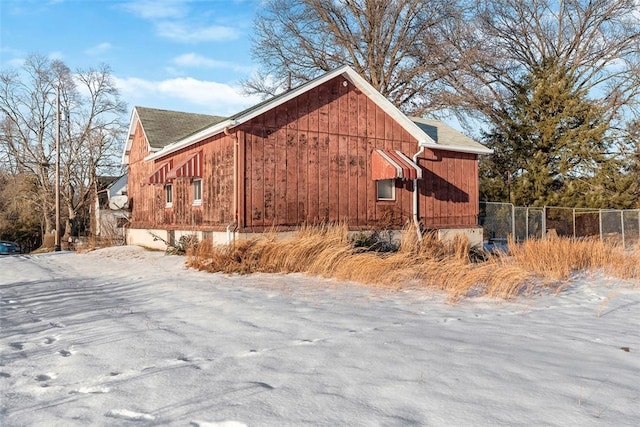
<box><xmin>0</xmin><ymin>0</ymin><xmax>264</xmax><ymax>116</ymax></box>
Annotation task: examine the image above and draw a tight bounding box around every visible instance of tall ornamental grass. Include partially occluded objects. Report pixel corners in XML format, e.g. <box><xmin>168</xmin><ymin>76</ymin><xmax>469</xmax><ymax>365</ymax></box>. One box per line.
<box><xmin>187</xmin><ymin>224</ymin><xmax>639</xmax><ymax>301</ymax></box>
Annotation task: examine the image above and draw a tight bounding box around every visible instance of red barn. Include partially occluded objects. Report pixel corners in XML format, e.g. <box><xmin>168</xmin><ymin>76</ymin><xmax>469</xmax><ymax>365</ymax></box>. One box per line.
<box><xmin>121</xmin><ymin>66</ymin><xmax>491</xmax><ymax>249</ymax></box>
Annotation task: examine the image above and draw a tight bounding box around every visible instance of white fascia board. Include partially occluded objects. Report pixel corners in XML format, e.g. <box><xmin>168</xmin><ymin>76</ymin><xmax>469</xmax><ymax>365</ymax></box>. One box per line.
<box><xmin>121</xmin><ymin>108</ymin><xmax>139</xmax><ymax>165</ymax></box>
<box><xmin>145</xmin><ymin>65</ymin><xmax>493</xmax><ymax>161</ymax></box>
<box><xmin>341</xmin><ymin>70</ymin><xmax>436</xmax><ymax>146</ymax></box>
<box><xmin>343</xmin><ymin>70</ymin><xmax>493</xmax><ymax>155</ymax></box>
<box><xmin>146</xmin><ymin>67</ymin><xmax>353</xmax><ymax>161</ymax></box>
<box><xmin>145</xmin><ymin>119</ymin><xmax>236</xmax><ymax>161</ymax></box>
<box><xmin>122</xmin><ymin>107</ymin><xmax>158</xmax><ymax>165</ymax></box>
<box><xmin>232</xmin><ymin>65</ymin><xmax>355</xmax><ymax>124</ymax></box>
<box><xmin>424</xmin><ymin>144</ymin><xmax>493</xmax><ymax>155</ymax></box>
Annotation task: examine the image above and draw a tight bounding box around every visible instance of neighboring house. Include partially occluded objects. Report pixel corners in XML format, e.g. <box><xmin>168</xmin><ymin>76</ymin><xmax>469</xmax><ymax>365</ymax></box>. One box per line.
<box><xmin>122</xmin><ymin>66</ymin><xmax>492</xmax><ymax>250</ymax></box>
<box><xmin>95</xmin><ymin>174</ymin><xmax>129</xmax><ymax>241</ymax></box>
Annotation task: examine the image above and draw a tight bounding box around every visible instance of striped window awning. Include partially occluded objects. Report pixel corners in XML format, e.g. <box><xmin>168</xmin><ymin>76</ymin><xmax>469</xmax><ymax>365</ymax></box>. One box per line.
<box><xmin>147</xmin><ymin>160</ymin><xmax>173</xmax><ymax>185</ymax></box>
<box><xmin>166</xmin><ymin>151</ymin><xmax>202</xmax><ymax>180</ymax></box>
<box><xmin>371</xmin><ymin>149</ymin><xmax>422</xmax><ymax>180</ymax></box>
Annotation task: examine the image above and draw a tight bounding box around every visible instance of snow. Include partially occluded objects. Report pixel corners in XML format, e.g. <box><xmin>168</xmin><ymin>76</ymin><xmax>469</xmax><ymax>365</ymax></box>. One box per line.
<box><xmin>1</xmin><ymin>246</ymin><xmax>639</xmax><ymax>426</ymax></box>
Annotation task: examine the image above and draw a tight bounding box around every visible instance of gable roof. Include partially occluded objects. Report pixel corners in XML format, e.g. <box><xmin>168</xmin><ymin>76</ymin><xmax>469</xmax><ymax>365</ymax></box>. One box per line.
<box><xmin>121</xmin><ymin>107</ymin><xmax>225</xmax><ymax>164</ymax></box>
<box><xmin>96</xmin><ymin>175</ymin><xmax>120</xmax><ymax>190</ymax></box>
<box><xmin>135</xmin><ymin>66</ymin><xmax>491</xmax><ymax>163</ymax></box>
<box><xmin>106</xmin><ymin>174</ymin><xmax>128</xmax><ymax>197</ymax></box>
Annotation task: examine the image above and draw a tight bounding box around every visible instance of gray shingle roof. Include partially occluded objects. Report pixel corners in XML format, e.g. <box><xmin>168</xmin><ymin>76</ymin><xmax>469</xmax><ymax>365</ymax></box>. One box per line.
<box><xmin>410</xmin><ymin>117</ymin><xmax>489</xmax><ymax>152</ymax></box>
<box><xmin>136</xmin><ymin>107</ymin><xmax>226</xmax><ymax>150</ymax></box>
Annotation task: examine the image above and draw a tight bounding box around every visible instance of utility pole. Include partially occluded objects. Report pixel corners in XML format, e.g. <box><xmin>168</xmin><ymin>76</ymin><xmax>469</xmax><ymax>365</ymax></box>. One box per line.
<box><xmin>54</xmin><ymin>85</ymin><xmax>61</xmax><ymax>252</ymax></box>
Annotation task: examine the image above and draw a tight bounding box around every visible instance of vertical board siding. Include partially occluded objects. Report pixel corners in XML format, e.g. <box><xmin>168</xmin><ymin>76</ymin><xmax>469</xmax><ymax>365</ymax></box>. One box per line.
<box><xmin>128</xmin><ymin>127</ymin><xmax>236</xmax><ymax>230</ymax></box>
<box><xmin>129</xmin><ymin>76</ymin><xmax>480</xmax><ymax>231</ymax></box>
<box><xmin>238</xmin><ymin>76</ymin><xmax>480</xmax><ymax>229</ymax></box>
<box><xmin>128</xmin><ymin>122</ymin><xmax>157</xmax><ymax>229</ymax></box>
<box><xmin>417</xmin><ymin>149</ymin><xmax>479</xmax><ymax>228</ymax></box>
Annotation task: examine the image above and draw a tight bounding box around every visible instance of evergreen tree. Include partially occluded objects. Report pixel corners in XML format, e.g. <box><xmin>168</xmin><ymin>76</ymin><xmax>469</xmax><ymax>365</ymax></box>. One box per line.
<box><xmin>480</xmin><ymin>61</ymin><xmax>609</xmax><ymax>207</ymax></box>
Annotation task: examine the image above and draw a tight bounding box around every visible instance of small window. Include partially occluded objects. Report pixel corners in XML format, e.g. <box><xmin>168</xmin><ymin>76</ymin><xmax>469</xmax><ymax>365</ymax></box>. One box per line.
<box><xmin>377</xmin><ymin>179</ymin><xmax>395</xmax><ymax>201</ymax></box>
<box><xmin>193</xmin><ymin>179</ymin><xmax>202</xmax><ymax>206</ymax></box>
<box><xmin>165</xmin><ymin>184</ymin><xmax>173</xmax><ymax>207</ymax></box>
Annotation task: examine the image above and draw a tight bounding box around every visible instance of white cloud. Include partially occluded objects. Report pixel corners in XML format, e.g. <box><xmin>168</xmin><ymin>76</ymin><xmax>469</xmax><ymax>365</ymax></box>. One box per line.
<box><xmin>48</xmin><ymin>51</ymin><xmax>64</xmax><ymax>60</ymax></box>
<box><xmin>172</xmin><ymin>53</ymin><xmax>253</xmax><ymax>73</ymax></box>
<box><xmin>114</xmin><ymin>75</ymin><xmax>261</xmax><ymax>116</ymax></box>
<box><xmin>121</xmin><ymin>0</ymin><xmax>238</xmax><ymax>43</ymax></box>
<box><xmin>85</xmin><ymin>42</ymin><xmax>112</xmax><ymax>56</ymax></box>
<box><xmin>2</xmin><ymin>57</ymin><xmax>26</xmax><ymax>68</ymax></box>
<box><xmin>121</xmin><ymin>0</ymin><xmax>187</xmax><ymax>20</ymax></box>
<box><xmin>157</xmin><ymin>21</ymin><xmax>238</xmax><ymax>43</ymax></box>
<box><xmin>173</xmin><ymin>53</ymin><xmax>229</xmax><ymax>68</ymax></box>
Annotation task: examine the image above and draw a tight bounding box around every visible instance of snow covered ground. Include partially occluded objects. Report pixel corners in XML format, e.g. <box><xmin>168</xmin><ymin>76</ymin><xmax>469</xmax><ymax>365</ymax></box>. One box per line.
<box><xmin>1</xmin><ymin>246</ymin><xmax>639</xmax><ymax>426</ymax></box>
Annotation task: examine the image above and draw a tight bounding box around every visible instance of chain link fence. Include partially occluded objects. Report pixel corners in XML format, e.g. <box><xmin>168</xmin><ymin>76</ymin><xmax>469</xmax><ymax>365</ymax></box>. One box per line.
<box><xmin>479</xmin><ymin>202</ymin><xmax>640</xmax><ymax>250</ymax></box>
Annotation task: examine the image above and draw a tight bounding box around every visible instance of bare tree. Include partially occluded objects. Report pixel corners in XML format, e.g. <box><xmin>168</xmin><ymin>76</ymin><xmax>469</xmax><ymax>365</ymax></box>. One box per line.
<box><xmin>58</xmin><ymin>64</ymin><xmax>127</xmax><ymax>238</ymax></box>
<box><xmin>437</xmin><ymin>0</ymin><xmax>640</xmax><ymax>129</ymax></box>
<box><xmin>440</xmin><ymin>0</ymin><xmax>640</xmax><ymax>207</ymax></box>
<box><xmin>0</xmin><ymin>171</ymin><xmax>42</xmax><ymax>251</ymax></box>
<box><xmin>245</xmin><ymin>0</ymin><xmax>458</xmax><ymax>114</ymax></box>
<box><xmin>0</xmin><ymin>54</ymin><xmax>126</xmax><ymax>244</ymax></box>
<box><xmin>0</xmin><ymin>54</ymin><xmax>59</xmax><ymax>234</ymax></box>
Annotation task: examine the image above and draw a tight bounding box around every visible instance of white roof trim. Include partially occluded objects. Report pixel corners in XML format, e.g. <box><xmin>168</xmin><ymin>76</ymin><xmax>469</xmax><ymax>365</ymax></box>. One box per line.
<box><xmin>423</xmin><ymin>143</ymin><xmax>492</xmax><ymax>155</ymax></box>
<box><xmin>121</xmin><ymin>107</ymin><xmax>157</xmax><ymax>165</ymax></box>
<box><xmin>144</xmin><ymin>66</ymin><xmax>489</xmax><ymax>161</ymax></box>
<box><xmin>144</xmin><ymin>118</ymin><xmax>236</xmax><ymax>161</ymax></box>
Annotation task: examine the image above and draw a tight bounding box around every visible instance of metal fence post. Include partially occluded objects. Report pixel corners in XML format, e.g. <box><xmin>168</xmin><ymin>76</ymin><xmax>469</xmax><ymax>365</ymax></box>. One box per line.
<box><xmin>511</xmin><ymin>203</ymin><xmax>515</xmax><ymax>240</ymax></box>
<box><xmin>599</xmin><ymin>209</ymin><xmax>603</xmax><ymax>242</ymax></box>
<box><xmin>621</xmin><ymin>210</ymin><xmax>625</xmax><ymax>249</ymax></box>
<box><xmin>542</xmin><ymin>206</ymin><xmax>547</xmax><ymax>239</ymax></box>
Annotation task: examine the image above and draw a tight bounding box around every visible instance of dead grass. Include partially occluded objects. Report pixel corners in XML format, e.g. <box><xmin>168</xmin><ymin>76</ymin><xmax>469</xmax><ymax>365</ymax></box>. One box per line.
<box><xmin>186</xmin><ymin>224</ymin><xmax>639</xmax><ymax>301</ymax></box>
<box><xmin>508</xmin><ymin>237</ymin><xmax>640</xmax><ymax>281</ymax></box>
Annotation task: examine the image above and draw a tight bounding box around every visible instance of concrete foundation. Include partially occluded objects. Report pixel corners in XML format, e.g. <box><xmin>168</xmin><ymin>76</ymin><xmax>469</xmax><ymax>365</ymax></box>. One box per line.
<box><xmin>126</xmin><ymin>226</ymin><xmax>484</xmax><ymax>251</ymax></box>
<box><xmin>436</xmin><ymin>227</ymin><xmax>484</xmax><ymax>248</ymax></box>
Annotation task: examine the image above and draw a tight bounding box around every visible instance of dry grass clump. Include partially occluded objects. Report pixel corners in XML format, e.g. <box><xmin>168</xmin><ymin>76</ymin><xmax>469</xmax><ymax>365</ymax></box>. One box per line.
<box><xmin>508</xmin><ymin>237</ymin><xmax>639</xmax><ymax>281</ymax></box>
<box><xmin>186</xmin><ymin>224</ymin><xmax>638</xmax><ymax>301</ymax></box>
<box><xmin>187</xmin><ymin>223</ymin><xmax>353</xmax><ymax>275</ymax></box>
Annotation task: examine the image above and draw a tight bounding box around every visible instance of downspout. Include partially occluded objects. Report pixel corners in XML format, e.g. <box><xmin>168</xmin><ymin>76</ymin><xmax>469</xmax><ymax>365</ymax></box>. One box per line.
<box><xmin>224</xmin><ymin>126</ymin><xmax>239</xmax><ymax>243</ymax></box>
<box><xmin>413</xmin><ymin>145</ymin><xmax>426</xmax><ymax>241</ymax></box>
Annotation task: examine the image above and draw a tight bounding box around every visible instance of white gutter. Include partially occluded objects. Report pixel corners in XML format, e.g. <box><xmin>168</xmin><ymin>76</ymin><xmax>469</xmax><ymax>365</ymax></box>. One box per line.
<box><xmin>145</xmin><ymin>119</ymin><xmax>238</xmax><ymax>162</ymax></box>
<box><xmin>226</xmin><ymin>222</ymin><xmax>237</xmax><ymax>244</ymax></box>
<box><xmin>412</xmin><ymin>141</ymin><xmax>428</xmax><ymax>241</ymax></box>
<box><xmin>404</xmin><ymin>140</ymin><xmax>492</xmax><ymax>156</ymax></box>
<box><xmin>224</xmin><ymin>126</ymin><xmax>240</xmax><ymax>244</ymax></box>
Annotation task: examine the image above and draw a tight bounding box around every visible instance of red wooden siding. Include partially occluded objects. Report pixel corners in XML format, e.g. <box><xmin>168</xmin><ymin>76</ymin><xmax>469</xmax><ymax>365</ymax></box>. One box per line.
<box><xmin>128</xmin><ymin>76</ymin><xmax>480</xmax><ymax>232</ymax></box>
<box><xmin>238</xmin><ymin>76</ymin><xmax>479</xmax><ymax>230</ymax></box>
<box><xmin>129</xmin><ymin>129</ymin><xmax>236</xmax><ymax>231</ymax></box>
<box><xmin>128</xmin><ymin>122</ymin><xmax>160</xmax><ymax>229</ymax></box>
<box><xmin>417</xmin><ymin>149</ymin><xmax>479</xmax><ymax>228</ymax></box>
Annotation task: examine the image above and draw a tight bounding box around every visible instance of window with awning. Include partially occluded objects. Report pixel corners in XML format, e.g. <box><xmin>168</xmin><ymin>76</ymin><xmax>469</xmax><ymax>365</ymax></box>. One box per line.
<box><xmin>147</xmin><ymin>161</ymin><xmax>173</xmax><ymax>185</ymax></box>
<box><xmin>166</xmin><ymin>151</ymin><xmax>202</xmax><ymax>180</ymax></box>
<box><xmin>371</xmin><ymin>149</ymin><xmax>422</xmax><ymax>180</ymax></box>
